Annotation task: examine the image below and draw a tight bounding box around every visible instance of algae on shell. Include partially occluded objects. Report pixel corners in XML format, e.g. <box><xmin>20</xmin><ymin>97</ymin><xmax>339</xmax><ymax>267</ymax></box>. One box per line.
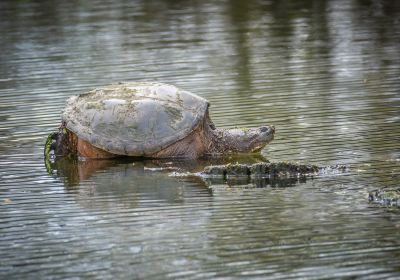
<box><xmin>61</xmin><ymin>82</ymin><xmax>208</xmax><ymax>156</ymax></box>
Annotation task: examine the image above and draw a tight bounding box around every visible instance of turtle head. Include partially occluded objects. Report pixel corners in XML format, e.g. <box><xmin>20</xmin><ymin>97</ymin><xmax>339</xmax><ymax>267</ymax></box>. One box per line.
<box><xmin>233</xmin><ymin>125</ymin><xmax>275</xmax><ymax>153</ymax></box>
<box><xmin>247</xmin><ymin>125</ymin><xmax>275</xmax><ymax>152</ymax></box>
<box><xmin>213</xmin><ymin>125</ymin><xmax>275</xmax><ymax>154</ymax></box>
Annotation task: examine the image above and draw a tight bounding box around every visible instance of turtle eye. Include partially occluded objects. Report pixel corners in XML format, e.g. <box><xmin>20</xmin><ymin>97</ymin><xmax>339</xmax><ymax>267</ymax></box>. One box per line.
<box><xmin>209</xmin><ymin>123</ymin><xmax>216</xmax><ymax>130</ymax></box>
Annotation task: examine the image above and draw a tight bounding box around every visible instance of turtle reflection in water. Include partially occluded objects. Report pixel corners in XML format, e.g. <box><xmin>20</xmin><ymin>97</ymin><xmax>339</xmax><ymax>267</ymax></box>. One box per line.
<box><xmin>45</xmin><ymin>82</ymin><xmax>275</xmax><ymax>159</ymax></box>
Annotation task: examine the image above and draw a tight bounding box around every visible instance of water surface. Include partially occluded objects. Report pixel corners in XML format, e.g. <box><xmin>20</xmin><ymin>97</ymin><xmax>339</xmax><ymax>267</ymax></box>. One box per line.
<box><xmin>1</xmin><ymin>0</ymin><xmax>400</xmax><ymax>278</ymax></box>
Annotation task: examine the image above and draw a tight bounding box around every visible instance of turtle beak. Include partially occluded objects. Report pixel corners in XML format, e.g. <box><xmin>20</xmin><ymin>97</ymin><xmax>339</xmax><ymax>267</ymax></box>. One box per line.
<box><xmin>271</xmin><ymin>125</ymin><xmax>275</xmax><ymax>134</ymax></box>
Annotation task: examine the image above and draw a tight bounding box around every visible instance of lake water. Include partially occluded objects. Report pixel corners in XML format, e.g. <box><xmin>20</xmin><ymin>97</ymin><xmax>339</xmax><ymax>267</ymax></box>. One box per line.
<box><xmin>1</xmin><ymin>0</ymin><xmax>400</xmax><ymax>278</ymax></box>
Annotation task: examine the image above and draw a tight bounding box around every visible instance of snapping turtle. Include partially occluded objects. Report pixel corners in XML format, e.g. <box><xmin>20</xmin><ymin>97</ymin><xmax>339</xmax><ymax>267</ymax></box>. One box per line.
<box><xmin>46</xmin><ymin>82</ymin><xmax>275</xmax><ymax>159</ymax></box>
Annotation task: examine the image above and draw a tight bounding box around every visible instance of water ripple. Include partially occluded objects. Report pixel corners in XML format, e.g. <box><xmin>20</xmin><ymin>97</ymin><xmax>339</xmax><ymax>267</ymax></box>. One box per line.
<box><xmin>1</xmin><ymin>0</ymin><xmax>400</xmax><ymax>279</ymax></box>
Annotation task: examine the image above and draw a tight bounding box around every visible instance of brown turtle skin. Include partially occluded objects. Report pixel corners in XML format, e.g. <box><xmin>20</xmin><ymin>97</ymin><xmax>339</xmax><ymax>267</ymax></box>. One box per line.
<box><xmin>51</xmin><ymin>82</ymin><xmax>275</xmax><ymax>159</ymax></box>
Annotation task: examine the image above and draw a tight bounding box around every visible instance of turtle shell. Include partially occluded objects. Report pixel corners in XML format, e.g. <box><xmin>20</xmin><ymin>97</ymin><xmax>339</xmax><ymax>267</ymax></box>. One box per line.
<box><xmin>62</xmin><ymin>82</ymin><xmax>209</xmax><ymax>156</ymax></box>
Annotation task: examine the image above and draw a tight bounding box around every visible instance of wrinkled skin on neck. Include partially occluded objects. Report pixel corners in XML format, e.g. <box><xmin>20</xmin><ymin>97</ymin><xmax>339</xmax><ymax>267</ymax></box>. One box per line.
<box><xmin>204</xmin><ymin>117</ymin><xmax>275</xmax><ymax>156</ymax></box>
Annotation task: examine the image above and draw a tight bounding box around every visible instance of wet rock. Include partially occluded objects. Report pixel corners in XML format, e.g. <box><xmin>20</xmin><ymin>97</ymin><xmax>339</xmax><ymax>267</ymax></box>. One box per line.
<box><xmin>369</xmin><ymin>188</ymin><xmax>400</xmax><ymax>207</ymax></box>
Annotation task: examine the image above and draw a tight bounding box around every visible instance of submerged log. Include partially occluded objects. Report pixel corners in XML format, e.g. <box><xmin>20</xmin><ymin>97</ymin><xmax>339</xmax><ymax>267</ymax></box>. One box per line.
<box><xmin>201</xmin><ymin>162</ymin><xmax>349</xmax><ymax>190</ymax></box>
<box><xmin>202</xmin><ymin>162</ymin><xmax>346</xmax><ymax>178</ymax></box>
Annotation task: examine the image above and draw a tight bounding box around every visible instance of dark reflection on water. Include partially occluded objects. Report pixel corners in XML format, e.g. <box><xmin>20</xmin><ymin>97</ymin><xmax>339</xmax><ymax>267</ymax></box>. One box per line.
<box><xmin>1</xmin><ymin>0</ymin><xmax>400</xmax><ymax>278</ymax></box>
